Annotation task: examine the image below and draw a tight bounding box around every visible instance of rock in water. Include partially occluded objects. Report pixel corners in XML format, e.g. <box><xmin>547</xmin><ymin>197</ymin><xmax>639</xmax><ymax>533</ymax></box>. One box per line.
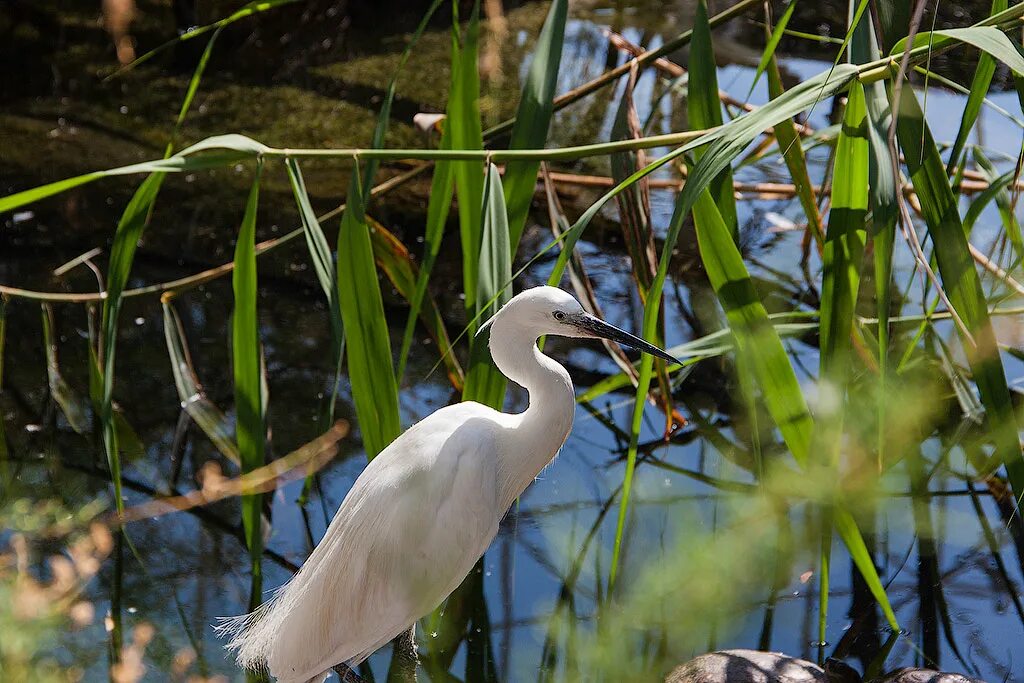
<box><xmin>875</xmin><ymin>669</ymin><xmax>987</xmax><ymax>683</ymax></box>
<box><xmin>666</xmin><ymin>650</ymin><xmax>830</xmax><ymax>683</ymax></box>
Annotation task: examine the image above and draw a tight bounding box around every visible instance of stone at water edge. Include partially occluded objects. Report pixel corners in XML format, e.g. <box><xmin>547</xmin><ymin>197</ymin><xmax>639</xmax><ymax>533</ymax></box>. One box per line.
<box><xmin>665</xmin><ymin>649</ymin><xmax>854</xmax><ymax>683</ymax></box>
<box><xmin>874</xmin><ymin>669</ymin><xmax>987</xmax><ymax>683</ymax></box>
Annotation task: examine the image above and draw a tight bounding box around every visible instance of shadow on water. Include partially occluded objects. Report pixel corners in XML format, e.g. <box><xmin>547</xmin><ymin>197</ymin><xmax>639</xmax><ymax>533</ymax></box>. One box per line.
<box><xmin>2</xmin><ymin>0</ymin><xmax>1024</xmax><ymax>681</ymax></box>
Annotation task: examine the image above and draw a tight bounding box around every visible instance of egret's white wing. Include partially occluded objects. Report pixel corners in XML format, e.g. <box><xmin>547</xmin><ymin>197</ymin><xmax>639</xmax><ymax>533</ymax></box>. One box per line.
<box><xmin>225</xmin><ymin>403</ymin><xmax>506</xmax><ymax>683</ymax></box>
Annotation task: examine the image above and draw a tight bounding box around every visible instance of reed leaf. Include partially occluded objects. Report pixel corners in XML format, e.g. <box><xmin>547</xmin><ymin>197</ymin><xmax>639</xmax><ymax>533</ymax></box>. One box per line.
<box><xmin>747</xmin><ymin>0</ymin><xmax>800</xmax><ymax>102</ymax></box>
<box><xmin>285</xmin><ymin>158</ymin><xmax>346</xmax><ymax>438</ymax></box>
<box><xmin>368</xmin><ymin>216</ymin><xmax>464</xmax><ymax>388</ymax></box>
<box><xmin>971</xmin><ymin>148</ymin><xmax>1024</xmax><ymax>264</ymax></box>
<box><xmin>892</xmin><ymin>27</ymin><xmax>1024</xmax><ymax>74</ymax></box>
<box><xmin>462</xmin><ymin>164</ymin><xmax>512</xmax><ymax>409</ymax></box>
<box><xmin>688</xmin><ymin>0</ymin><xmax>738</xmax><ymax>240</ymax></box>
<box><xmin>817</xmin><ymin>79</ymin><xmax>869</xmax><ymax>463</ymax></box>
<box><xmin>361</xmin><ymin>0</ymin><xmax>445</xmax><ymax>194</ymax></box>
<box><xmin>895</xmin><ymin>87</ymin><xmax>1024</xmax><ymax>500</ymax></box>
<box><xmin>397</xmin><ymin>126</ymin><xmax>455</xmax><ymax>384</ymax></box>
<box><xmin>232</xmin><ymin>164</ymin><xmax>266</xmax><ymax>612</ymax></box>
<box><xmin>449</xmin><ymin>1</ymin><xmax>486</xmax><ymax>325</ymax></box>
<box><xmin>765</xmin><ymin>30</ymin><xmax>823</xmax><ymax>246</ymax></box>
<box><xmin>336</xmin><ymin>171</ymin><xmax>402</xmax><ymax>459</ymax></box>
<box><xmin>101</xmin><ymin>172</ymin><xmax>166</xmax><ymax>513</ymax></box>
<box><xmin>947</xmin><ymin>0</ymin><xmax>1008</xmax><ymax>178</ymax></box>
<box><xmin>503</xmin><ymin>0</ymin><xmax>568</xmax><ymax>250</ymax></box>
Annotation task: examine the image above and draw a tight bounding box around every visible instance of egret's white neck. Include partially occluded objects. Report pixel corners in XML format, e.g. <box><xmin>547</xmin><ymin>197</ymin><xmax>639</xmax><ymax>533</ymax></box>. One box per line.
<box><xmin>487</xmin><ymin>315</ymin><xmax>575</xmax><ymax>506</ymax></box>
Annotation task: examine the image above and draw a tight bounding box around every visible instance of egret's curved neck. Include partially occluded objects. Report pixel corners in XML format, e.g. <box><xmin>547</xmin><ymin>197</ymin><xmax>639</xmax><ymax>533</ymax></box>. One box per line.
<box><xmin>488</xmin><ymin>316</ymin><xmax>575</xmax><ymax>505</ymax></box>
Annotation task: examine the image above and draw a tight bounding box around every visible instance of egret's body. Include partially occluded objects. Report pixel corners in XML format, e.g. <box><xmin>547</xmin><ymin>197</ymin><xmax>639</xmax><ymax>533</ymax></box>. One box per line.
<box><xmin>222</xmin><ymin>287</ymin><xmax>676</xmax><ymax>683</ymax></box>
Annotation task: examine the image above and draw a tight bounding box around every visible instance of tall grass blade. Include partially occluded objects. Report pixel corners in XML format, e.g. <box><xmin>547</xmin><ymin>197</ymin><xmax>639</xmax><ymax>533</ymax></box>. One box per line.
<box><xmin>688</xmin><ymin>0</ymin><xmax>738</xmax><ymax>240</ymax></box>
<box><xmin>746</xmin><ymin>0</ymin><xmax>800</xmax><ymax>102</ymax></box>
<box><xmin>361</xmin><ymin>0</ymin><xmax>446</xmax><ymax>195</ymax></box>
<box><xmin>109</xmin><ymin>0</ymin><xmax>300</xmax><ymax>77</ymax></box>
<box><xmin>971</xmin><ymin>148</ymin><xmax>1024</xmax><ymax>264</ymax></box>
<box><xmin>764</xmin><ymin>31</ymin><xmax>823</xmax><ymax>246</ymax></box>
<box><xmin>232</xmin><ymin>164</ymin><xmax>266</xmax><ymax>613</ymax></box>
<box><xmin>851</xmin><ymin>10</ymin><xmax>897</xmax><ymax>472</ymax></box>
<box><xmin>463</xmin><ymin>165</ymin><xmax>512</xmax><ymax>409</ymax></box>
<box><xmin>450</xmin><ymin>1</ymin><xmax>486</xmax><ymax>325</ymax></box>
<box><xmin>946</xmin><ymin>0</ymin><xmax>1008</xmax><ymax>178</ymax></box>
<box><xmin>892</xmin><ymin>27</ymin><xmax>1024</xmax><ymax>74</ymax></box>
<box><xmin>368</xmin><ymin>216</ymin><xmax>464</xmax><ymax>388</ymax></box>
<box><xmin>101</xmin><ymin>172</ymin><xmax>166</xmax><ymax>514</ymax></box>
<box><xmin>397</xmin><ymin>127</ymin><xmax>455</xmax><ymax>384</ymax></box>
<box><xmin>336</xmin><ymin>171</ymin><xmax>402</xmax><ymax>459</ymax></box>
<box><xmin>609</xmin><ymin>66</ymin><xmax>674</xmax><ymax>427</ymax></box>
<box><xmin>503</xmin><ymin>0</ymin><xmax>568</xmax><ymax>250</ymax></box>
<box><xmin>162</xmin><ymin>301</ymin><xmax>242</xmax><ymax>466</ymax></box>
<box><xmin>895</xmin><ymin>87</ymin><xmax>1024</xmax><ymax>501</ymax></box>
<box><xmin>817</xmin><ymin>80</ymin><xmax>868</xmax><ymax>463</ymax></box>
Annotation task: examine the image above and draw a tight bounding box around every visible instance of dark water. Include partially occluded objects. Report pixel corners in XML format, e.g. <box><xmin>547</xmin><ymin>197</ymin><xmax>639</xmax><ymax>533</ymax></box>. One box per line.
<box><xmin>2</xmin><ymin>1</ymin><xmax>1024</xmax><ymax>681</ymax></box>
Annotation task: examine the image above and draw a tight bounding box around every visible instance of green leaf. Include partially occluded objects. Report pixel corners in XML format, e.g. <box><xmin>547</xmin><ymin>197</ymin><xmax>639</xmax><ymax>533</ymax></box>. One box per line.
<box><xmin>231</xmin><ymin>164</ymin><xmax>266</xmax><ymax>612</ymax></box>
<box><xmin>397</xmin><ymin>126</ymin><xmax>455</xmax><ymax>384</ymax></box>
<box><xmin>101</xmin><ymin>172</ymin><xmax>166</xmax><ymax>513</ymax></box>
<box><xmin>361</xmin><ymin>0</ymin><xmax>446</xmax><ymax>195</ymax></box>
<box><xmin>368</xmin><ymin>216</ymin><xmax>464</xmax><ymax>388</ymax></box>
<box><xmin>746</xmin><ymin>0</ymin><xmax>800</xmax><ymax>102</ymax></box>
<box><xmin>110</xmin><ymin>0</ymin><xmax>301</xmax><ymax>76</ymax></box>
<box><xmin>818</xmin><ymin>79</ymin><xmax>869</xmax><ymax>452</ymax></box>
<box><xmin>449</xmin><ymin>1</ymin><xmax>486</xmax><ymax>323</ymax></box>
<box><xmin>892</xmin><ymin>26</ymin><xmax>1024</xmax><ymax>75</ymax></box>
<box><xmin>462</xmin><ymin>164</ymin><xmax>512</xmax><ymax>409</ymax></box>
<box><xmin>970</xmin><ymin>148</ymin><xmax>1024</xmax><ymax>265</ymax></box>
<box><xmin>895</xmin><ymin>86</ymin><xmax>1024</xmax><ymax>501</ymax></box>
<box><xmin>946</xmin><ymin>0</ymin><xmax>1009</xmax><ymax>178</ymax></box>
<box><xmin>336</xmin><ymin>171</ymin><xmax>402</xmax><ymax>459</ymax></box>
<box><xmin>503</xmin><ymin>0</ymin><xmax>568</xmax><ymax>250</ymax></box>
<box><xmin>765</xmin><ymin>35</ymin><xmax>824</xmax><ymax>246</ymax></box>
<box><xmin>688</xmin><ymin>0</ymin><xmax>738</xmax><ymax>240</ymax></box>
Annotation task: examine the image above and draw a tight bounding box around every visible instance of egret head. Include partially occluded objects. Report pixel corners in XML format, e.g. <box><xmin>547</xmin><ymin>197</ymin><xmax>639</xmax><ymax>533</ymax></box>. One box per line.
<box><xmin>481</xmin><ymin>286</ymin><xmax>680</xmax><ymax>364</ymax></box>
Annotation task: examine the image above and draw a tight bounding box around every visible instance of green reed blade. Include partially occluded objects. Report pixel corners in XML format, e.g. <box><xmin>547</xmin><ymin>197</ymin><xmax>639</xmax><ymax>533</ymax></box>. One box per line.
<box><xmin>765</xmin><ymin>36</ymin><xmax>824</xmax><ymax>245</ymax></box>
<box><xmin>947</xmin><ymin>0</ymin><xmax>1008</xmax><ymax>179</ymax></box>
<box><xmin>232</xmin><ymin>164</ymin><xmax>266</xmax><ymax>612</ymax></box>
<box><xmin>463</xmin><ymin>164</ymin><xmax>512</xmax><ymax>409</ymax></box>
<box><xmin>817</xmin><ymin>79</ymin><xmax>868</xmax><ymax>465</ymax></box>
<box><xmin>746</xmin><ymin>0</ymin><xmax>800</xmax><ymax>102</ymax></box>
<box><xmin>971</xmin><ymin>148</ymin><xmax>1024</xmax><ymax>265</ymax></box>
<box><xmin>503</xmin><ymin>0</ymin><xmax>568</xmax><ymax>251</ymax></box>
<box><xmin>368</xmin><ymin>216</ymin><xmax>464</xmax><ymax>388</ymax></box>
<box><xmin>896</xmin><ymin>86</ymin><xmax>1024</xmax><ymax>501</ymax></box>
<box><xmin>101</xmin><ymin>172</ymin><xmax>166</xmax><ymax>513</ymax></box>
<box><xmin>397</xmin><ymin>124</ymin><xmax>455</xmax><ymax>384</ymax></box>
<box><xmin>108</xmin><ymin>0</ymin><xmax>301</xmax><ymax>78</ymax></box>
<box><xmin>362</xmin><ymin>0</ymin><xmax>445</xmax><ymax>195</ymax></box>
<box><xmin>162</xmin><ymin>302</ymin><xmax>242</xmax><ymax>466</ymax></box>
<box><xmin>688</xmin><ymin>0</ymin><xmax>738</xmax><ymax>240</ymax></box>
<box><xmin>336</xmin><ymin>171</ymin><xmax>401</xmax><ymax>460</ymax></box>
<box><xmin>450</xmin><ymin>0</ymin><xmax>486</xmax><ymax>324</ymax></box>
<box><xmin>892</xmin><ymin>27</ymin><xmax>1024</xmax><ymax>74</ymax></box>
<box><xmin>285</xmin><ymin>157</ymin><xmax>346</xmax><ymax>463</ymax></box>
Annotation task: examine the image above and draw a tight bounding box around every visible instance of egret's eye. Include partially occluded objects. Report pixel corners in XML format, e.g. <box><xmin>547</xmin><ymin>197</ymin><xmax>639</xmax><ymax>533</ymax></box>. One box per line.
<box><xmin>553</xmin><ymin>310</ymin><xmax>567</xmax><ymax>322</ymax></box>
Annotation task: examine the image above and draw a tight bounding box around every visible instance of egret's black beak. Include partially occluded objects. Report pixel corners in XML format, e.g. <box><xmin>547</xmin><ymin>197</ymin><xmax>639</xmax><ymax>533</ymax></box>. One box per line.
<box><xmin>573</xmin><ymin>313</ymin><xmax>680</xmax><ymax>365</ymax></box>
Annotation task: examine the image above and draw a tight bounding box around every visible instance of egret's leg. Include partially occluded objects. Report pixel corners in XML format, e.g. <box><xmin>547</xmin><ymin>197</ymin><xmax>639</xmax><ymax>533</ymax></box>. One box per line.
<box><xmin>386</xmin><ymin>626</ymin><xmax>419</xmax><ymax>682</ymax></box>
<box><xmin>331</xmin><ymin>663</ymin><xmax>366</xmax><ymax>682</ymax></box>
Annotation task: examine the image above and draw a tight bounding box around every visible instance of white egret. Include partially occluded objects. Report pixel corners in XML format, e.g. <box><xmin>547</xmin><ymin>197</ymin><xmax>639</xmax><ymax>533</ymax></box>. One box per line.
<box><xmin>221</xmin><ymin>286</ymin><xmax>679</xmax><ymax>683</ymax></box>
